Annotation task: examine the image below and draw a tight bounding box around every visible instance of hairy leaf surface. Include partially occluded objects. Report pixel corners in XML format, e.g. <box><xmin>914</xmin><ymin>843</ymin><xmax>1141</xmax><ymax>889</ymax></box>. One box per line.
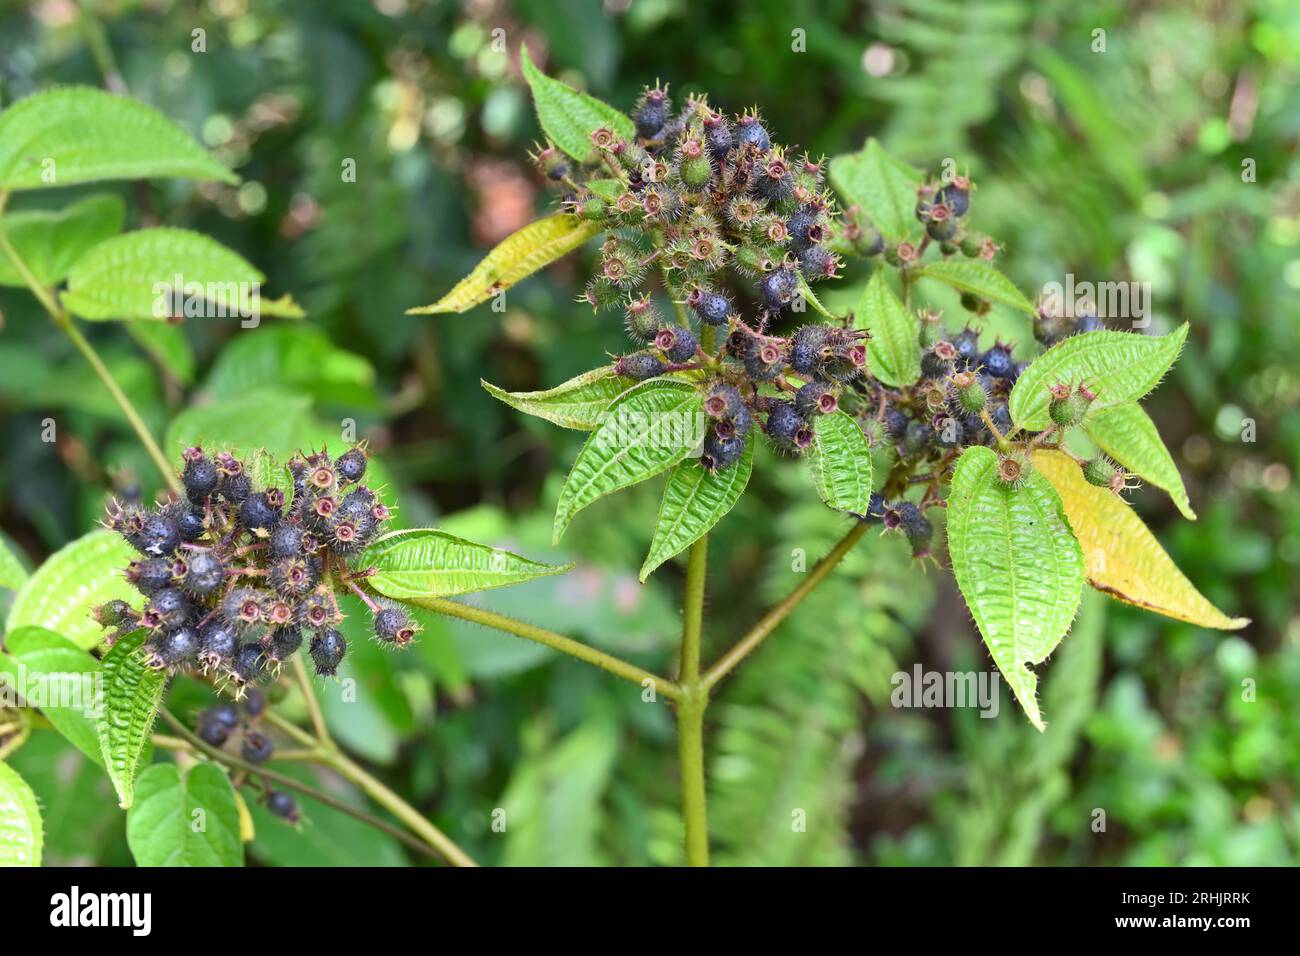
<box><xmin>1010</xmin><ymin>324</ymin><xmax>1188</xmax><ymax>430</ymax></box>
<box><xmin>854</xmin><ymin>270</ymin><xmax>921</xmax><ymax>387</ymax></box>
<box><xmin>947</xmin><ymin>446</ymin><xmax>1084</xmax><ymax>730</ymax></box>
<box><xmin>409</xmin><ymin>215</ymin><xmax>601</xmax><ymax>315</ymax></box>
<box><xmin>641</xmin><ymin>430</ymin><xmax>754</xmax><ymax>581</ymax></box>
<box><xmin>553</xmin><ymin>380</ymin><xmax>705</xmax><ymax>543</ymax></box>
<box><xmin>97</xmin><ymin>630</ymin><xmax>166</xmax><ymax>808</ymax></box>
<box><xmin>806</xmin><ymin>410</ymin><xmax>874</xmax><ymax>515</ymax></box>
<box><xmin>1034</xmin><ymin>450</ymin><xmax>1247</xmax><ymax>629</ymax></box>
<box><xmin>828</xmin><ymin>138</ymin><xmax>922</xmax><ymax>242</ymax></box>
<box><xmin>127</xmin><ymin>763</ymin><xmax>242</xmax><ymax>867</ymax></box>
<box><xmin>0</xmin><ymin>627</ymin><xmax>103</xmax><ymax>765</ymax></box>
<box><xmin>0</xmin><ymin>194</ymin><xmax>124</xmax><ymax>287</ymax></box>
<box><xmin>0</xmin><ymin>761</ymin><xmax>41</xmax><ymax>867</ymax></box>
<box><xmin>62</xmin><ymin>227</ymin><xmax>303</xmax><ymax>321</ymax></box>
<box><xmin>0</xmin><ymin>87</ymin><xmax>237</xmax><ymax>190</ymax></box>
<box><xmin>6</xmin><ymin>530</ymin><xmax>136</xmax><ymax>649</ymax></box>
<box><xmin>482</xmin><ymin>366</ymin><xmax>635</xmax><ymax>430</ymax></box>
<box><xmin>362</xmin><ymin>529</ymin><xmax>573</xmax><ymax>600</ymax></box>
<box><xmin>915</xmin><ymin>259</ymin><xmax>1035</xmax><ymax>313</ymax></box>
<box><xmin>1085</xmin><ymin>403</ymin><xmax>1194</xmax><ymax>519</ymax></box>
<box><xmin>519</xmin><ymin>44</ymin><xmax>635</xmax><ymax>160</ymax></box>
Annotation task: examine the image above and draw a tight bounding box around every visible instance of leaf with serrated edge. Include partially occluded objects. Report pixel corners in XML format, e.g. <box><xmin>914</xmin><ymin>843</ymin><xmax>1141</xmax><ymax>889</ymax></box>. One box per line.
<box><xmin>6</xmin><ymin>529</ymin><xmax>137</xmax><ymax>649</ymax></box>
<box><xmin>519</xmin><ymin>45</ymin><xmax>635</xmax><ymax>161</ymax></box>
<box><xmin>1034</xmin><ymin>450</ymin><xmax>1246</xmax><ymax>629</ymax></box>
<box><xmin>947</xmin><ymin>446</ymin><xmax>1084</xmax><ymax>731</ymax></box>
<box><xmin>0</xmin><ymin>761</ymin><xmax>41</xmax><ymax>867</ymax></box>
<box><xmin>641</xmin><ymin>431</ymin><xmax>754</xmax><ymax>581</ymax></box>
<box><xmin>854</xmin><ymin>270</ymin><xmax>921</xmax><ymax>387</ymax></box>
<box><xmin>1085</xmin><ymin>403</ymin><xmax>1194</xmax><ymax>520</ymax></box>
<box><xmin>806</xmin><ymin>410</ymin><xmax>874</xmax><ymax>515</ymax></box>
<box><xmin>0</xmin><ymin>536</ymin><xmax>28</xmax><ymax>591</ymax></box>
<box><xmin>828</xmin><ymin>138</ymin><xmax>922</xmax><ymax>242</ymax></box>
<box><xmin>127</xmin><ymin>763</ymin><xmax>242</xmax><ymax>867</ymax></box>
<box><xmin>0</xmin><ymin>627</ymin><xmax>103</xmax><ymax>765</ymax></box>
<box><xmin>361</xmin><ymin>529</ymin><xmax>572</xmax><ymax>600</ymax></box>
<box><xmin>61</xmin><ymin>227</ymin><xmax>303</xmax><ymax>321</ymax></box>
<box><xmin>553</xmin><ymin>379</ymin><xmax>705</xmax><ymax>543</ymax></box>
<box><xmin>482</xmin><ymin>367</ymin><xmax>635</xmax><ymax>431</ymax></box>
<box><xmin>0</xmin><ymin>193</ymin><xmax>125</xmax><ymax>288</ymax></box>
<box><xmin>1010</xmin><ymin>324</ymin><xmax>1188</xmax><ymax>431</ymax></box>
<box><xmin>915</xmin><ymin>259</ymin><xmax>1035</xmax><ymax>313</ymax></box>
<box><xmin>97</xmin><ymin>630</ymin><xmax>167</xmax><ymax>808</ymax></box>
<box><xmin>0</xmin><ymin>86</ymin><xmax>237</xmax><ymax>190</ymax></box>
<box><xmin>409</xmin><ymin>215</ymin><xmax>601</xmax><ymax>315</ymax></box>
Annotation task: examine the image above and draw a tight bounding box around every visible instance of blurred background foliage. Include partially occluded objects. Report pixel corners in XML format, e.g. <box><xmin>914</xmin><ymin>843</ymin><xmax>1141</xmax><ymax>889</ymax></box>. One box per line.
<box><xmin>1</xmin><ymin>0</ymin><xmax>1297</xmax><ymax>866</ymax></box>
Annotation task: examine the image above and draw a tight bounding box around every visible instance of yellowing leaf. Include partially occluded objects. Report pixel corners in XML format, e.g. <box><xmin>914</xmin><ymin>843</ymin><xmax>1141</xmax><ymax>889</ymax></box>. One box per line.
<box><xmin>408</xmin><ymin>215</ymin><xmax>601</xmax><ymax>315</ymax></box>
<box><xmin>1033</xmin><ymin>450</ymin><xmax>1247</xmax><ymax>630</ymax></box>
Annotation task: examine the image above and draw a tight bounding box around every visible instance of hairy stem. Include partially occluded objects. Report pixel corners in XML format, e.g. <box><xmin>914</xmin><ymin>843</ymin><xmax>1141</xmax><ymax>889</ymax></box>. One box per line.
<box><xmin>677</xmin><ymin>536</ymin><xmax>710</xmax><ymax>866</ymax></box>
<box><xmin>418</xmin><ymin>595</ymin><xmax>681</xmax><ymax>701</ymax></box>
<box><xmin>0</xmin><ymin>192</ymin><xmax>182</xmax><ymax>495</ymax></box>
<box><xmin>702</xmin><ymin>521</ymin><xmax>867</xmax><ymax>691</ymax></box>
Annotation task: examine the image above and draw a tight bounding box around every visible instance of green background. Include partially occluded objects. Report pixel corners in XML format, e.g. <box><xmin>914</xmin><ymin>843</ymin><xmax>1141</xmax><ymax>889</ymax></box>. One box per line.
<box><xmin>1</xmin><ymin>0</ymin><xmax>1297</xmax><ymax>866</ymax></box>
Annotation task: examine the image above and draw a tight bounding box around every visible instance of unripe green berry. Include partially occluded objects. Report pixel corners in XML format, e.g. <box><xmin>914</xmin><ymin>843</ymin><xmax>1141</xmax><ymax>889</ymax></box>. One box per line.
<box><xmin>1082</xmin><ymin>456</ymin><xmax>1120</xmax><ymax>489</ymax></box>
<box><xmin>1047</xmin><ymin>383</ymin><xmax>1092</xmax><ymax>427</ymax></box>
<box><xmin>918</xmin><ymin>310</ymin><xmax>945</xmax><ymax>349</ymax></box>
<box><xmin>951</xmin><ymin>371</ymin><xmax>987</xmax><ymax>412</ymax></box>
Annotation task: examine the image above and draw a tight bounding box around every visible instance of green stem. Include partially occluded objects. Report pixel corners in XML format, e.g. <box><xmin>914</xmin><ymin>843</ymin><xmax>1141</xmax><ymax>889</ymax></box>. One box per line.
<box><xmin>291</xmin><ymin>655</ymin><xmax>332</xmax><ymax>746</ymax></box>
<box><xmin>157</xmin><ymin>707</ymin><xmax>450</xmax><ymax>863</ymax></box>
<box><xmin>324</xmin><ymin>748</ymin><xmax>477</xmax><ymax>868</ymax></box>
<box><xmin>0</xmin><ymin>190</ymin><xmax>181</xmax><ymax>495</ymax></box>
<box><xmin>418</xmin><ymin>595</ymin><xmax>681</xmax><ymax>702</ymax></box>
<box><xmin>677</xmin><ymin>536</ymin><xmax>710</xmax><ymax>866</ymax></box>
<box><xmin>702</xmin><ymin>521</ymin><xmax>867</xmax><ymax>692</ymax></box>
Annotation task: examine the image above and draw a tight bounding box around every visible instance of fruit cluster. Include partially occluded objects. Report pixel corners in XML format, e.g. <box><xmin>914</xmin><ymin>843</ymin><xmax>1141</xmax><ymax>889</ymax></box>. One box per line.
<box><xmin>92</xmin><ymin>443</ymin><xmax>419</xmax><ymax>688</ymax></box>
<box><xmin>536</xmin><ymin>87</ymin><xmax>881</xmax><ymax>472</ymax></box>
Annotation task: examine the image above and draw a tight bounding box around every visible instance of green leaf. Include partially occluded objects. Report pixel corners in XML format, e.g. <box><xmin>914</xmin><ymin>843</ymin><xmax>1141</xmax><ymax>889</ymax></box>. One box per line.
<box><xmin>126</xmin><ymin>763</ymin><xmax>242</xmax><ymax>867</ymax></box>
<box><xmin>0</xmin><ymin>536</ymin><xmax>28</xmax><ymax>592</ymax></box>
<box><xmin>482</xmin><ymin>366</ymin><xmax>635</xmax><ymax>431</ymax></box>
<box><xmin>96</xmin><ymin>630</ymin><xmax>167</xmax><ymax>808</ymax></box>
<box><xmin>360</xmin><ymin>529</ymin><xmax>573</xmax><ymax>602</ymax></box>
<box><xmin>125</xmin><ymin>320</ymin><xmax>196</xmax><ymax>385</ymax></box>
<box><xmin>585</xmin><ymin>178</ymin><xmax>624</xmax><ymax>201</ymax></box>
<box><xmin>61</xmin><ymin>227</ymin><xmax>303</xmax><ymax>321</ymax></box>
<box><xmin>0</xmin><ymin>760</ymin><xmax>42</xmax><ymax>867</ymax></box>
<box><xmin>408</xmin><ymin>214</ymin><xmax>601</xmax><ymax>315</ymax></box>
<box><xmin>0</xmin><ymin>627</ymin><xmax>103</xmax><ymax>765</ymax></box>
<box><xmin>915</xmin><ymin>259</ymin><xmax>1035</xmax><ymax>313</ymax></box>
<box><xmin>552</xmin><ymin>379</ymin><xmax>705</xmax><ymax>543</ymax></box>
<box><xmin>6</xmin><ymin>529</ymin><xmax>137</xmax><ymax>650</ymax></box>
<box><xmin>1085</xmin><ymin>403</ymin><xmax>1195</xmax><ymax>520</ymax></box>
<box><xmin>165</xmin><ymin>388</ymin><xmax>316</xmax><ymax>463</ymax></box>
<box><xmin>805</xmin><ymin>410</ymin><xmax>875</xmax><ymax>515</ymax></box>
<box><xmin>947</xmin><ymin>446</ymin><xmax>1085</xmax><ymax>731</ymax></box>
<box><xmin>1009</xmin><ymin>324</ymin><xmax>1188</xmax><ymax>431</ymax></box>
<box><xmin>854</xmin><ymin>270</ymin><xmax>921</xmax><ymax>387</ymax></box>
<box><xmin>204</xmin><ymin>325</ymin><xmax>375</xmax><ymax>405</ymax></box>
<box><xmin>0</xmin><ymin>193</ymin><xmax>125</xmax><ymax>287</ymax></box>
<box><xmin>795</xmin><ymin>272</ymin><xmax>840</xmax><ymax>321</ymax></box>
<box><xmin>0</xmin><ymin>86</ymin><xmax>238</xmax><ymax>190</ymax></box>
<box><xmin>828</xmin><ymin>138</ymin><xmax>923</xmax><ymax>242</ymax></box>
<box><xmin>641</xmin><ymin>430</ymin><xmax>755</xmax><ymax>581</ymax></box>
<box><xmin>519</xmin><ymin>44</ymin><xmax>635</xmax><ymax>161</ymax></box>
